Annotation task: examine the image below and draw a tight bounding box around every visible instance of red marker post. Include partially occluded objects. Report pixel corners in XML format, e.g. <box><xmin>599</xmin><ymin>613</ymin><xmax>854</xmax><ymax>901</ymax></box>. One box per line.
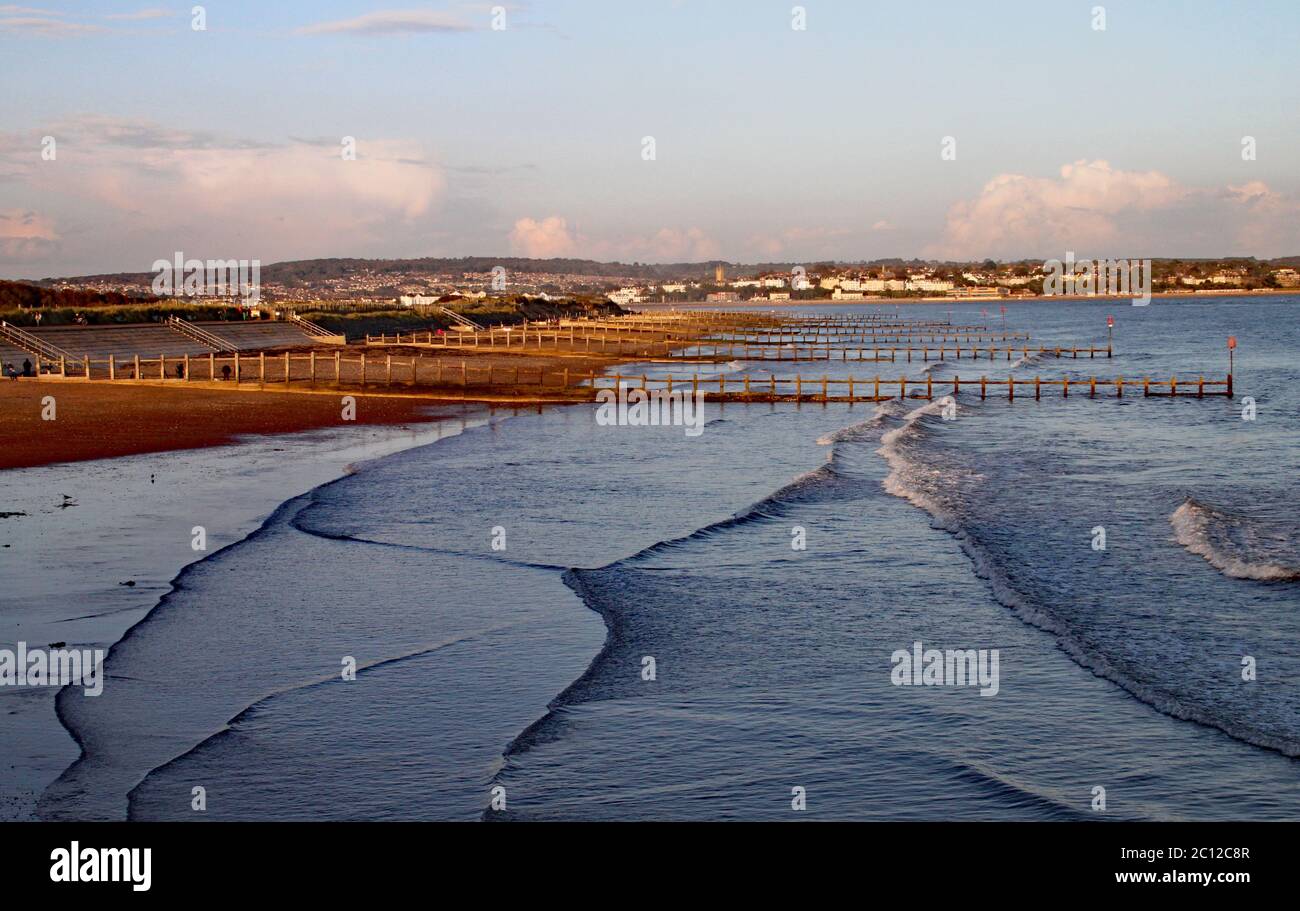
<box><xmin>1107</xmin><ymin>314</ymin><xmax>1114</xmax><ymax>355</ymax></box>
<box><xmin>1228</xmin><ymin>336</ymin><xmax>1237</xmax><ymax>398</ymax></box>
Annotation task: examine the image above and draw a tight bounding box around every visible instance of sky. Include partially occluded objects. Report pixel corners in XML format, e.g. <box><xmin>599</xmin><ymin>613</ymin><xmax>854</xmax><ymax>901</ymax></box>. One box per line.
<box><xmin>1</xmin><ymin>0</ymin><xmax>1298</xmax><ymax>277</ymax></box>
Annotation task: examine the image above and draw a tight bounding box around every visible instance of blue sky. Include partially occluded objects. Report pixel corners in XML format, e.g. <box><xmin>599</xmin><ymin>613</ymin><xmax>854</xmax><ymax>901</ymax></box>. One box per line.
<box><xmin>2</xmin><ymin>0</ymin><xmax>1297</xmax><ymax>276</ymax></box>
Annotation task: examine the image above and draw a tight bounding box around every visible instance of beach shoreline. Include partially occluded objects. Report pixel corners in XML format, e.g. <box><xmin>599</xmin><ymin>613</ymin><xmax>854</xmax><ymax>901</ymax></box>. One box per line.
<box><xmin>0</xmin><ymin>408</ymin><xmax>494</xmax><ymax>820</ymax></box>
<box><xmin>0</xmin><ymin>346</ymin><xmax>621</xmax><ymax>470</ymax></box>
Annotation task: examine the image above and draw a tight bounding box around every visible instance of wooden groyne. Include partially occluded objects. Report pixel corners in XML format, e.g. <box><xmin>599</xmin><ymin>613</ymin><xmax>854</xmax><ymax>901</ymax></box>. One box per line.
<box><xmin>19</xmin><ymin>310</ymin><xmax>1237</xmax><ymax>410</ymax></box>
<box><xmin>598</xmin><ymin>372</ymin><xmax>1233</xmax><ymax>402</ymax></box>
<box><xmin>26</xmin><ymin>349</ymin><xmax>1232</xmax><ymax>403</ymax></box>
<box><xmin>669</xmin><ymin>344</ymin><xmax>1112</xmax><ymax>363</ymax></box>
<box><xmin>696</xmin><ymin>333</ymin><xmax>1033</xmax><ymax>345</ymax></box>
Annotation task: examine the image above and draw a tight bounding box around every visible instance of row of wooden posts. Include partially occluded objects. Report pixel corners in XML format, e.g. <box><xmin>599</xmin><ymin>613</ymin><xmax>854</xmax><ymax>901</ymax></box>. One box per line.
<box><xmin>697</xmin><ymin>333</ymin><xmax>1032</xmax><ymax>345</ymax></box>
<box><xmin>364</xmin><ymin>328</ymin><xmax>1036</xmax><ymax>352</ymax></box>
<box><xmin>672</xmin><ymin>344</ymin><xmax>1112</xmax><ymax>362</ymax></box>
<box><xmin>601</xmin><ymin>373</ymin><xmax>1234</xmax><ymax>401</ymax></box>
<box><xmin>48</xmin><ymin>349</ymin><xmax>1232</xmax><ymax>403</ymax></box>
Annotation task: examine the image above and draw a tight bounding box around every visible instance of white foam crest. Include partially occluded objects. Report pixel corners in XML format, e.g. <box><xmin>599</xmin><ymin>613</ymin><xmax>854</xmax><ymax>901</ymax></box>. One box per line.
<box><xmin>875</xmin><ymin>430</ymin><xmax>1300</xmax><ymax>757</ymax></box>
<box><xmin>1171</xmin><ymin>500</ymin><xmax>1300</xmax><ymax>582</ymax></box>
<box><xmin>816</xmin><ymin>401</ymin><xmax>898</xmax><ymax>446</ymax></box>
<box><xmin>876</xmin><ymin>398</ymin><xmax>959</xmax><ymax>520</ymax></box>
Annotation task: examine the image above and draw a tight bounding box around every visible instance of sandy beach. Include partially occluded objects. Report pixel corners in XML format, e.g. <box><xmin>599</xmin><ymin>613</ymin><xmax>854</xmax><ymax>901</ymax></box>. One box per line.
<box><xmin>0</xmin><ymin>345</ymin><xmax>624</xmax><ymax>470</ymax></box>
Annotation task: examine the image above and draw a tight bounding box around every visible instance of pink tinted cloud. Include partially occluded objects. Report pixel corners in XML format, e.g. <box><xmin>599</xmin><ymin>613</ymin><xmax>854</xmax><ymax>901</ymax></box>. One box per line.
<box><xmin>0</xmin><ymin>209</ymin><xmax>59</xmax><ymax>261</ymax></box>
<box><xmin>934</xmin><ymin>160</ymin><xmax>1186</xmax><ymax>259</ymax></box>
<box><xmin>6</xmin><ymin>118</ymin><xmax>445</xmax><ymax>267</ymax></box>
<box><xmin>509</xmin><ymin>217</ymin><xmax>719</xmax><ymax>262</ymax></box>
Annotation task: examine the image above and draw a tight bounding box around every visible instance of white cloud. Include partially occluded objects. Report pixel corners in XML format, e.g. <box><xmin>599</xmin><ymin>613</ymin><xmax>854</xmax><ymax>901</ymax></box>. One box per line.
<box><xmin>509</xmin><ymin>216</ymin><xmax>578</xmax><ymax>258</ymax></box>
<box><xmin>933</xmin><ymin>160</ymin><xmax>1300</xmax><ymax>259</ymax></box>
<box><xmin>508</xmin><ymin>217</ymin><xmax>720</xmax><ymax>262</ymax></box>
<box><xmin>104</xmin><ymin>8</ymin><xmax>174</xmax><ymax>21</ymax></box>
<box><xmin>934</xmin><ymin>160</ymin><xmax>1185</xmax><ymax>259</ymax></box>
<box><xmin>0</xmin><ymin>209</ymin><xmax>59</xmax><ymax>262</ymax></box>
<box><xmin>3</xmin><ymin>118</ymin><xmax>445</xmax><ymax>270</ymax></box>
<box><xmin>0</xmin><ymin>15</ymin><xmax>104</xmax><ymax>34</ymax></box>
<box><xmin>297</xmin><ymin>9</ymin><xmax>474</xmax><ymax>36</ymax></box>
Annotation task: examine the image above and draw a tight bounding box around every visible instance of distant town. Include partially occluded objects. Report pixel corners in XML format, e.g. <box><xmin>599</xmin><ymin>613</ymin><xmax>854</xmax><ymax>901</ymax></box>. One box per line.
<box><xmin>22</xmin><ymin>255</ymin><xmax>1300</xmax><ymax>310</ymax></box>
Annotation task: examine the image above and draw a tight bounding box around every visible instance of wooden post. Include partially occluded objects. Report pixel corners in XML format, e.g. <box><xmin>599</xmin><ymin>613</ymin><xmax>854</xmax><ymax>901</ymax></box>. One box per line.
<box><xmin>1063</xmin><ymin>377</ymin><xmax>1070</xmax><ymax>398</ymax></box>
<box><xmin>1008</xmin><ymin>375</ymin><xmax>1014</xmax><ymax>401</ymax></box>
<box><xmin>796</xmin><ymin>374</ymin><xmax>802</xmax><ymax>399</ymax></box>
<box><xmin>160</xmin><ymin>355</ymin><xmax>165</xmax><ymax>380</ymax></box>
<box><xmin>310</xmin><ymin>350</ymin><xmax>316</xmax><ymax>387</ymax></box>
<box><xmin>259</xmin><ymin>352</ymin><xmax>266</xmax><ymax>388</ymax></box>
<box><xmin>84</xmin><ymin>356</ymin><xmax>90</xmax><ymax>380</ymax></box>
<box><xmin>234</xmin><ymin>352</ymin><xmax>240</xmax><ymax>383</ymax></box>
<box><xmin>360</xmin><ymin>353</ymin><xmax>367</xmax><ymax>387</ymax></box>
<box><xmin>209</xmin><ymin>352</ymin><xmax>215</xmax><ymax>381</ymax></box>
<box><xmin>109</xmin><ymin>355</ymin><xmax>116</xmax><ymax>380</ymax></box>
<box><xmin>980</xmin><ymin>376</ymin><xmax>986</xmax><ymax>400</ymax></box>
<box><xmin>874</xmin><ymin>375</ymin><xmax>880</xmax><ymax>399</ymax></box>
<box><xmin>284</xmin><ymin>352</ymin><xmax>290</xmax><ymax>386</ymax></box>
<box><xmin>899</xmin><ymin>376</ymin><xmax>906</xmax><ymax>400</ymax></box>
<box><xmin>386</xmin><ymin>355</ymin><xmax>392</xmax><ymax>387</ymax></box>
<box><xmin>184</xmin><ymin>354</ymin><xmax>190</xmax><ymax>381</ymax></box>
<box><xmin>1116</xmin><ymin>377</ymin><xmax>1124</xmax><ymax>398</ymax></box>
<box><xmin>1143</xmin><ymin>377</ymin><xmax>1150</xmax><ymax>397</ymax></box>
<box><xmin>134</xmin><ymin>354</ymin><xmax>140</xmax><ymax>380</ymax></box>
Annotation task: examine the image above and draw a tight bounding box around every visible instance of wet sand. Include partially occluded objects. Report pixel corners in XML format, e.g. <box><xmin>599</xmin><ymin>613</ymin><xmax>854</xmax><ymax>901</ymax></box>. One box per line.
<box><xmin>0</xmin><ymin>407</ymin><xmax>493</xmax><ymax>820</ymax></box>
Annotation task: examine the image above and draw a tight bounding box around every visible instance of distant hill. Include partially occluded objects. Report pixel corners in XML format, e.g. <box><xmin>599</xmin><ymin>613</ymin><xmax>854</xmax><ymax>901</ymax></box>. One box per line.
<box><xmin>29</xmin><ymin>254</ymin><xmax>1300</xmax><ymax>287</ymax></box>
<box><xmin>0</xmin><ymin>279</ymin><xmax>159</xmax><ymax>310</ymax></box>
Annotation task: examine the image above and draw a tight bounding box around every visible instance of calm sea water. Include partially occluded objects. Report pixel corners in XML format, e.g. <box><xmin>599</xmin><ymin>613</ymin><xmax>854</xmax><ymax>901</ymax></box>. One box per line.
<box><xmin>39</xmin><ymin>297</ymin><xmax>1300</xmax><ymax>820</ymax></box>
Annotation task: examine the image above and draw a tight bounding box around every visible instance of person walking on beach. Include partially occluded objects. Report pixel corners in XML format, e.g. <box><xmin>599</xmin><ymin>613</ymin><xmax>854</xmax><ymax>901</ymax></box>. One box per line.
<box><xmin>4</xmin><ymin>363</ymin><xmax>17</xmax><ymax>381</ymax></box>
<box><xmin>22</xmin><ymin>358</ymin><xmax>33</xmax><ymax>377</ymax></box>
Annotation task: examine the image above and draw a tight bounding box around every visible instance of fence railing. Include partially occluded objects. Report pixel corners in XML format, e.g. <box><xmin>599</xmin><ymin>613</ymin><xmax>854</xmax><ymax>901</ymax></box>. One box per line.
<box><xmin>165</xmin><ymin>315</ymin><xmax>238</xmax><ymax>352</ymax></box>
<box><xmin>0</xmin><ymin>320</ymin><xmax>78</xmax><ymax>363</ymax></box>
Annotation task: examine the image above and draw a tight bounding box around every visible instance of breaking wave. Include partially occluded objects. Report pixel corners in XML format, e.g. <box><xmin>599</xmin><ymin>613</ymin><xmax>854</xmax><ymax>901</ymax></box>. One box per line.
<box><xmin>1171</xmin><ymin>498</ymin><xmax>1300</xmax><ymax>582</ymax></box>
<box><xmin>875</xmin><ymin>403</ymin><xmax>1300</xmax><ymax>757</ymax></box>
